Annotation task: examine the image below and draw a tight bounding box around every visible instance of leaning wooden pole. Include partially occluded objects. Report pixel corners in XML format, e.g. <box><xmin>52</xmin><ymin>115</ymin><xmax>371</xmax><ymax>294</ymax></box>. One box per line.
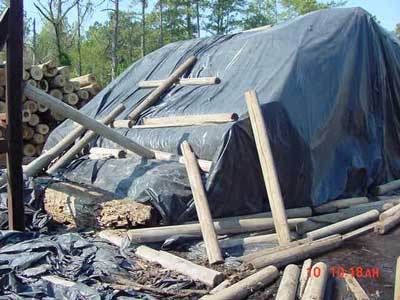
<box><xmin>127</xmin><ymin>56</ymin><xmax>197</xmax><ymax>124</ymax></box>
<box><xmin>181</xmin><ymin>141</ymin><xmax>223</xmax><ymax>264</ymax></box>
<box><xmin>6</xmin><ymin>0</ymin><xmax>24</xmax><ymax>231</ymax></box>
<box><xmin>245</xmin><ymin>90</ymin><xmax>291</xmax><ymax>245</ymax></box>
<box><xmin>395</xmin><ymin>257</ymin><xmax>400</xmax><ymax>300</ymax></box>
<box><xmin>24</xmin><ymin>84</ymin><xmax>154</xmax><ymax>159</ymax></box>
<box><xmin>47</xmin><ymin>105</ymin><xmax>126</xmax><ymax>174</ymax></box>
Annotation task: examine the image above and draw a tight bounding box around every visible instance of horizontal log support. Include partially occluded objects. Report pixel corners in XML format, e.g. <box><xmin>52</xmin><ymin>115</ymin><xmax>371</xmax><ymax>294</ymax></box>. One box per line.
<box><xmin>138</xmin><ymin>76</ymin><xmax>220</xmax><ymax>88</ymax></box>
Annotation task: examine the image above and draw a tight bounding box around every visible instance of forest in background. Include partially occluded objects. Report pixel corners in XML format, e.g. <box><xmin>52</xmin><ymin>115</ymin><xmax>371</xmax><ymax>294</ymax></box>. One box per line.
<box><xmin>1</xmin><ymin>0</ymin><xmax>400</xmax><ymax>86</ymax></box>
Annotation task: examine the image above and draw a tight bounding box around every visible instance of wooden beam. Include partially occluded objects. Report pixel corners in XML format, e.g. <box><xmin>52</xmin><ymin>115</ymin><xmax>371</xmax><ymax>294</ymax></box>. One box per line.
<box><xmin>138</xmin><ymin>76</ymin><xmax>220</xmax><ymax>88</ymax></box>
<box><xmin>245</xmin><ymin>90</ymin><xmax>291</xmax><ymax>245</ymax></box>
<box><xmin>135</xmin><ymin>245</ymin><xmax>224</xmax><ymax>287</ymax></box>
<box><xmin>203</xmin><ymin>266</ymin><xmax>279</xmax><ymax>300</ymax></box>
<box><xmin>0</xmin><ymin>8</ymin><xmax>9</xmax><ymax>50</ymax></box>
<box><xmin>181</xmin><ymin>141</ymin><xmax>223</xmax><ymax>264</ymax></box>
<box><xmin>113</xmin><ymin>112</ymin><xmax>238</xmax><ymax>129</ymax></box>
<box><xmin>46</xmin><ymin>105</ymin><xmax>125</xmax><ymax>174</ymax></box>
<box><xmin>128</xmin><ymin>56</ymin><xmax>197</xmax><ymax>122</ymax></box>
<box><xmin>24</xmin><ymin>84</ymin><xmax>154</xmax><ymax>159</ymax></box>
<box><xmin>6</xmin><ymin>0</ymin><xmax>24</xmax><ymax>231</ymax></box>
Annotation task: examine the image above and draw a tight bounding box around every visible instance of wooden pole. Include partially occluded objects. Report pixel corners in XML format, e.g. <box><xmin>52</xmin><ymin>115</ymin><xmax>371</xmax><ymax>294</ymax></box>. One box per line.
<box><xmin>245</xmin><ymin>90</ymin><xmax>291</xmax><ymax>245</ymax></box>
<box><xmin>379</xmin><ymin>203</ymin><xmax>400</xmax><ymax>221</ymax></box>
<box><xmin>305</xmin><ymin>210</ymin><xmax>379</xmax><ymax>240</ymax></box>
<box><xmin>342</xmin><ymin>222</ymin><xmax>378</xmax><ymax>240</ymax></box>
<box><xmin>343</xmin><ymin>273</ymin><xmax>370</xmax><ymax>300</ymax></box>
<box><xmin>218</xmin><ymin>232</ymin><xmax>299</xmax><ymax>249</ymax></box>
<box><xmin>302</xmin><ymin>262</ymin><xmax>328</xmax><ymax>300</ymax></box>
<box><xmin>372</xmin><ymin>179</ymin><xmax>400</xmax><ymax>195</ymax></box>
<box><xmin>395</xmin><ymin>257</ymin><xmax>400</xmax><ymax>300</ymax></box>
<box><xmin>127</xmin><ymin>217</ymin><xmax>307</xmax><ymax>244</ymax></box>
<box><xmin>128</xmin><ymin>56</ymin><xmax>197</xmax><ymax>122</ymax></box>
<box><xmin>297</xmin><ymin>259</ymin><xmax>312</xmax><ymax>299</ymax></box>
<box><xmin>0</xmin><ymin>105</ymin><xmax>125</xmax><ymax>187</ymax></box>
<box><xmin>203</xmin><ymin>266</ymin><xmax>279</xmax><ymax>300</ymax></box>
<box><xmin>181</xmin><ymin>141</ymin><xmax>223</xmax><ymax>264</ymax></box>
<box><xmin>247</xmin><ymin>234</ymin><xmax>343</xmax><ymax>269</ymax></box>
<box><xmin>113</xmin><ymin>112</ymin><xmax>239</xmax><ymax>129</ymax></box>
<box><xmin>375</xmin><ymin>213</ymin><xmax>400</xmax><ymax>234</ymax></box>
<box><xmin>24</xmin><ymin>84</ymin><xmax>154</xmax><ymax>158</ymax></box>
<box><xmin>135</xmin><ymin>245</ymin><xmax>224</xmax><ymax>287</ymax></box>
<box><xmin>138</xmin><ymin>76</ymin><xmax>220</xmax><ymax>88</ymax></box>
<box><xmin>275</xmin><ymin>264</ymin><xmax>300</xmax><ymax>300</ymax></box>
<box><xmin>315</xmin><ymin>197</ymin><xmax>369</xmax><ymax>214</ymax></box>
<box><xmin>90</xmin><ymin>147</ymin><xmax>126</xmax><ymax>158</ymax></box>
<box><xmin>6</xmin><ymin>0</ymin><xmax>24</xmax><ymax>231</ymax></box>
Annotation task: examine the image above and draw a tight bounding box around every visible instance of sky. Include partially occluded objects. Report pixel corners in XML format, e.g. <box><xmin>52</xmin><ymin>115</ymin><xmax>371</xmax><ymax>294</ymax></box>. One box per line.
<box><xmin>25</xmin><ymin>0</ymin><xmax>400</xmax><ymax>33</ymax></box>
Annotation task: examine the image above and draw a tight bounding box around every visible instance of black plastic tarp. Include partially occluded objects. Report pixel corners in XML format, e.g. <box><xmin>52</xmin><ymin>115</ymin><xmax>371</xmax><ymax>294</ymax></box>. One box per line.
<box><xmin>45</xmin><ymin>7</ymin><xmax>400</xmax><ymax>224</ymax></box>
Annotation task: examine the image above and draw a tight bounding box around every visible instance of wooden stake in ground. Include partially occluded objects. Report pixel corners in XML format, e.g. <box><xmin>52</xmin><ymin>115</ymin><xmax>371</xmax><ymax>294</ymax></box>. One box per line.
<box><xmin>204</xmin><ymin>266</ymin><xmax>279</xmax><ymax>300</ymax></box>
<box><xmin>135</xmin><ymin>245</ymin><xmax>224</xmax><ymax>287</ymax></box>
<box><xmin>275</xmin><ymin>264</ymin><xmax>300</xmax><ymax>300</ymax></box>
<box><xmin>128</xmin><ymin>56</ymin><xmax>197</xmax><ymax>122</ymax></box>
<box><xmin>181</xmin><ymin>141</ymin><xmax>223</xmax><ymax>265</ymax></box>
<box><xmin>302</xmin><ymin>262</ymin><xmax>328</xmax><ymax>300</ymax></box>
<box><xmin>245</xmin><ymin>90</ymin><xmax>291</xmax><ymax>245</ymax></box>
<box><xmin>24</xmin><ymin>84</ymin><xmax>154</xmax><ymax>159</ymax></box>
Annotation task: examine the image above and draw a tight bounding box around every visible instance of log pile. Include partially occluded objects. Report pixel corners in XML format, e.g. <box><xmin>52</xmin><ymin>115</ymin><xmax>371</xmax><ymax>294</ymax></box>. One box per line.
<box><xmin>0</xmin><ymin>61</ymin><xmax>101</xmax><ymax>159</ymax></box>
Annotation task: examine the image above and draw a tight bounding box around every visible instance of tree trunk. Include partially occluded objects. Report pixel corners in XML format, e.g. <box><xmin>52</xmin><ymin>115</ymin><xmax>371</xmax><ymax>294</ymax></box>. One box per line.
<box><xmin>141</xmin><ymin>0</ymin><xmax>146</xmax><ymax>57</ymax></box>
<box><xmin>186</xmin><ymin>1</ymin><xmax>192</xmax><ymax>39</ymax></box>
<box><xmin>111</xmin><ymin>0</ymin><xmax>119</xmax><ymax>80</ymax></box>
<box><xmin>32</xmin><ymin>18</ymin><xmax>37</xmax><ymax>64</ymax></box>
<box><xmin>76</xmin><ymin>0</ymin><xmax>82</xmax><ymax>76</ymax></box>
<box><xmin>159</xmin><ymin>0</ymin><xmax>164</xmax><ymax>46</ymax></box>
<box><xmin>196</xmin><ymin>0</ymin><xmax>200</xmax><ymax>38</ymax></box>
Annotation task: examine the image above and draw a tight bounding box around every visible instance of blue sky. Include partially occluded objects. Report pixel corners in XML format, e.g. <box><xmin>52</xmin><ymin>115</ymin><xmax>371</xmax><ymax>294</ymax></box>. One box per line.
<box><xmin>25</xmin><ymin>0</ymin><xmax>400</xmax><ymax>32</ymax></box>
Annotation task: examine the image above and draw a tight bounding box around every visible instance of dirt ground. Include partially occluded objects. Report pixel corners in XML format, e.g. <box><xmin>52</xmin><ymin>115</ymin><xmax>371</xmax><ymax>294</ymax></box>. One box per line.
<box><xmin>122</xmin><ymin>227</ymin><xmax>399</xmax><ymax>300</ymax></box>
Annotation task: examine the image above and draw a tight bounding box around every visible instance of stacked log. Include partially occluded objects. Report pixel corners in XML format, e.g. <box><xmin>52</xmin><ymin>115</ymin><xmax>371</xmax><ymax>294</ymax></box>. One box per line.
<box><xmin>0</xmin><ymin>62</ymin><xmax>101</xmax><ymax>159</ymax></box>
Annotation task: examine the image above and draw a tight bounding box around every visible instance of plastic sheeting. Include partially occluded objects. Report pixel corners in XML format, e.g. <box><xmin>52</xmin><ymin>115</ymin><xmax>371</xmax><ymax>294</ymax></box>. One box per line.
<box><xmin>45</xmin><ymin>8</ymin><xmax>400</xmax><ymax>223</ymax></box>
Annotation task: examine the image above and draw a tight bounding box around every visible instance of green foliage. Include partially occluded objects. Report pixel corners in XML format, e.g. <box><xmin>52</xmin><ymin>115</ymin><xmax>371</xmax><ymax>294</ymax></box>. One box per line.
<box><xmin>28</xmin><ymin>0</ymin><xmax>349</xmax><ymax>86</ymax></box>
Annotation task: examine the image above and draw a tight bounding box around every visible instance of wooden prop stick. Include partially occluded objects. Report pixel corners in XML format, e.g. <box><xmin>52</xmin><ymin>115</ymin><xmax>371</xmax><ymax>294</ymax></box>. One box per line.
<box><xmin>113</xmin><ymin>112</ymin><xmax>239</xmax><ymax>129</ymax></box>
<box><xmin>127</xmin><ymin>217</ymin><xmax>307</xmax><ymax>244</ymax></box>
<box><xmin>135</xmin><ymin>245</ymin><xmax>224</xmax><ymax>287</ymax></box>
<box><xmin>297</xmin><ymin>259</ymin><xmax>312</xmax><ymax>299</ymax></box>
<box><xmin>302</xmin><ymin>262</ymin><xmax>329</xmax><ymax>300</ymax></box>
<box><xmin>0</xmin><ymin>105</ymin><xmax>125</xmax><ymax>186</ymax></box>
<box><xmin>181</xmin><ymin>141</ymin><xmax>223</xmax><ymax>264</ymax></box>
<box><xmin>275</xmin><ymin>264</ymin><xmax>300</xmax><ymax>300</ymax></box>
<box><xmin>245</xmin><ymin>90</ymin><xmax>291</xmax><ymax>245</ymax></box>
<box><xmin>138</xmin><ymin>76</ymin><xmax>220</xmax><ymax>88</ymax></box>
<box><xmin>247</xmin><ymin>234</ymin><xmax>343</xmax><ymax>269</ymax></box>
<box><xmin>24</xmin><ymin>84</ymin><xmax>154</xmax><ymax>158</ymax></box>
<box><xmin>372</xmin><ymin>179</ymin><xmax>400</xmax><ymax>195</ymax></box>
<box><xmin>343</xmin><ymin>273</ymin><xmax>370</xmax><ymax>300</ymax></box>
<box><xmin>305</xmin><ymin>210</ymin><xmax>380</xmax><ymax>240</ymax></box>
<box><xmin>204</xmin><ymin>266</ymin><xmax>279</xmax><ymax>300</ymax></box>
<box><xmin>128</xmin><ymin>56</ymin><xmax>197</xmax><ymax>122</ymax></box>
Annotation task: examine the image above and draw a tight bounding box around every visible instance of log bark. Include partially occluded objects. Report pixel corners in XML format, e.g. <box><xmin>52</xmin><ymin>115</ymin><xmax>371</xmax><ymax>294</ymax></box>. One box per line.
<box><xmin>302</xmin><ymin>262</ymin><xmax>328</xmax><ymax>300</ymax></box>
<box><xmin>44</xmin><ymin>181</ymin><xmax>156</xmax><ymax>229</ymax></box>
<box><xmin>181</xmin><ymin>141</ymin><xmax>223</xmax><ymax>264</ymax></box>
<box><xmin>128</xmin><ymin>56</ymin><xmax>197</xmax><ymax>121</ymax></box>
<box><xmin>127</xmin><ymin>217</ymin><xmax>306</xmax><ymax>244</ymax></box>
<box><xmin>38</xmin><ymin>60</ymin><xmax>57</xmax><ymax>77</ymax></box>
<box><xmin>372</xmin><ymin>179</ymin><xmax>400</xmax><ymax>195</ymax></box>
<box><xmin>49</xmin><ymin>74</ymin><xmax>66</xmax><ymax>88</ymax></box>
<box><xmin>314</xmin><ymin>197</ymin><xmax>369</xmax><ymax>214</ymax></box>
<box><xmin>305</xmin><ymin>210</ymin><xmax>379</xmax><ymax>240</ymax></box>
<box><xmin>80</xmin><ymin>83</ymin><xmax>101</xmax><ymax>95</ymax></box>
<box><xmin>49</xmin><ymin>89</ymin><xmax>63</xmax><ymax>100</ymax></box>
<box><xmin>38</xmin><ymin>79</ymin><xmax>49</xmax><ymax>92</ymax></box>
<box><xmin>247</xmin><ymin>235</ymin><xmax>343</xmax><ymax>269</ymax></box>
<box><xmin>62</xmin><ymin>81</ymin><xmax>74</xmax><ymax>94</ymax></box>
<box><xmin>27</xmin><ymin>113</ymin><xmax>40</xmax><ymax>126</ymax></box>
<box><xmin>297</xmin><ymin>259</ymin><xmax>312</xmax><ymax>299</ymax></box>
<box><xmin>72</xmin><ymin>81</ymin><xmax>80</xmax><ymax>91</ymax></box>
<box><xmin>275</xmin><ymin>264</ymin><xmax>300</xmax><ymax>300</ymax></box>
<box><xmin>70</xmin><ymin>73</ymin><xmax>96</xmax><ymax>87</ymax></box>
<box><xmin>138</xmin><ymin>76</ymin><xmax>220</xmax><ymax>88</ymax></box>
<box><xmin>90</xmin><ymin>147</ymin><xmax>126</xmax><ymax>158</ymax></box>
<box><xmin>63</xmin><ymin>93</ymin><xmax>79</xmax><ymax>105</ymax></box>
<box><xmin>245</xmin><ymin>90</ymin><xmax>291</xmax><ymax>245</ymax></box>
<box><xmin>57</xmin><ymin>66</ymin><xmax>70</xmax><ymax>79</ymax></box>
<box><xmin>203</xmin><ymin>266</ymin><xmax>278</xmax><ymax>300</ymax></box>
<box><xmin>218</xmin><ymin>232</ymin><xmax>298</xmax><ymax>249</ymax></box>
<box><xmin>24</xmin><ymin>84</ymin><xmax>154</xmax><ymax>159</ymax></box>
<box><xmin>135</xmin><ymin>245</ymin><xmax>224</xmax><ymax>287</ymax></box>
<box><xmin>379</xmin><ymin>203</ymin><xmax>400</xmax><ymax>221</ymax></box>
